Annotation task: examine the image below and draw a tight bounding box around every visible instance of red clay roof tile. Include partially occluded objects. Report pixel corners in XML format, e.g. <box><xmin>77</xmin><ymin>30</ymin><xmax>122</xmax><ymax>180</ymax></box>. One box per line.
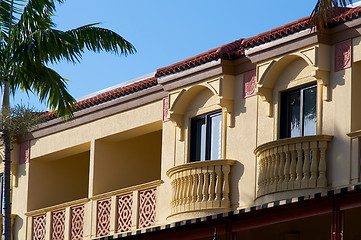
<box><xmin>155</xmin><ymin>39</ymin><xmax>244</xmax><ymax>77</ymax></box>
<box><xmin>42</xmin><ymin>77</ymin><xmax>158</xmax><ymax>121</ymax></box>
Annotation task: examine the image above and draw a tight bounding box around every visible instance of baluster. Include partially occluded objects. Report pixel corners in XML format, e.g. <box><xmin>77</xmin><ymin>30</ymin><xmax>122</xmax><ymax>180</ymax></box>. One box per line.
<box><xmin>295</xmin><ymin>143</ymin><xmax>303</xmax><ymax>189</ymax></box>
<box><xmin>264</xmin><ymin>151</ymin><xmax>271</xmax><ymax>193</ymax></box>
<box><xmin>269</xmin><ymin>149</ymin><xmax>276</xmax><ymax>192</ymax></box>
<box><xmin>273</xmin><ymin>148</ymin><xmax>280</xmax><ymax>192</ymax></box>
<box><xmin>277</xmin><ymin>147</ymin><xmax>285</xmax><ymax>190</ymax></box>
<box><xmin>183</xmin><ymin>170</ymin><xmax>191</xmax><ymax>211</ymax></box>
<box><xmin>175</xmin><ymin>173</ymin><xmax>181</xmax><ymax>207</ymax></box>
<box><xmin>202</xmin><ymin>167</ymin><xmax>209</xmax><ymax>206</ymax></box>
<box><xmin>180</xmin><ymin>175</ymin><xmax>186</xmax><ymax>207</ymax></box>
<box><xmin>309</xmin><ymin>141</ymin><xmax>318</xmax><ymax>187</ymax></box>
<box><xmin>282</xmin><ymin>145</ymin><xmax>291</xmax><ymax>191</ymax></box>
<box><xmin>171</xmin><ymin>176</ymin><xmax>176</xmax><ymax>209</ymax></box>
<box><xmin>191</xmin><ymin>169</ymin><xmax>198</xmax><ymax>211</ymax></box>
<box><xmin>208</xmin><ymin>166</ymin><xmax>216</xmax><ymax>203</ymax></box>
<box><xmin>257</xmin><ymin>153</ymin><xmax>264</xmax><ymax>196</ymax></box>
<box><xmin>187</xmin><ymin>173</ymin><xmax>193</xmax><ymax>205</ymax></box>
<box><xmin>301</xmin><ymin>142</ymin><xmax>310</xmax><ymax>188</ymax></box>
<box><xmin>289</xmin><ymin>144</ymin><xmax>297</xmax><ymax>190</ymax></box>
<box><xmin>184</xmin><ymin>172</ymin><xmax>189</xmax><ymax>206</ymax></box>
<box><xmin>221</xmin><ymin>164</ymin><xmax>231</xmax><ymax>208</ymax></box>
<box><xmin>197</xmin><ymin>168</ymin><xmax>203</xmax><ymax>204</ymax></box>
<box><xmin>317</xmin><ymin>141</ymin><xmax>328</xmax><ymax>187</ymax></box>
<box><xmin>214</xmin><ymin>165</ymin><xmax>222</xmax><ymax>207</ymax></box>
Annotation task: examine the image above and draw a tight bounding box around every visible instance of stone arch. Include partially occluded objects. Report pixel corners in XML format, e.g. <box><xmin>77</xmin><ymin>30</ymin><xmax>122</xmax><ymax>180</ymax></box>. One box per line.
<box><xmin>256</xmin><ymin>47</ymin><xmax>330</xmax><ymax>117</ymax></box>
<box><xmin>168</xmin><ymin>76</ymin><xmax>235</xmax><ymax>128</ymax></box>
<box><xmin>259</xmin><ymin>53</ymin><xmax>315</xmax><ymax>89</ymax></box>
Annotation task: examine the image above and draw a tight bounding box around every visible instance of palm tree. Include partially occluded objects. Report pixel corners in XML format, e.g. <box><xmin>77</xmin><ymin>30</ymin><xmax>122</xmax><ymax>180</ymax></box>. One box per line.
<box><xmin>311</xmin><ymin>0</ymin><xmax>353</xmax><ymax>28</ymax></box>
<box><xmin>0</xmin><ymin>0</ymin><xmax>135</xmax><ymax>239</ymax></box>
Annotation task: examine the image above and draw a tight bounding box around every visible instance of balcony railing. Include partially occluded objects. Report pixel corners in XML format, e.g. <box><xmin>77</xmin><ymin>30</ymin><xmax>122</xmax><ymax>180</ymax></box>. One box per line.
<box><xmin>167</xmin><ymin>159</ymin><xmax>236</xmax><ymax>216</ymax></box>
<box><xmin>254</xmin><ymin>135</ymin><xmax>333</xmax><ymax>197</ymax></box>
<box><xmin>26</xmin><ymin>180</ymin><xmax>161</xmax><ymax>240</ymax></box>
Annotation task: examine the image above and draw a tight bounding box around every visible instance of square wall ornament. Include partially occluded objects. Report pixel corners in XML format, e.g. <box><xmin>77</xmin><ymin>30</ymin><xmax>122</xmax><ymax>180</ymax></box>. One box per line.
<box><xmin>163</xmin><ymin>96</ymin><xmax>169</xmax><ymax>122</ymax></box>
<box><xmin>20</xmin><ymin>140</ymin><xmax>30</xmax><ymax>164</ymax></box>
<box><xmin>335</xmin><ymin>39</ymin><xmax>352</xmax><ymax>72</ymax></box>
<box><xmin>243</xmin><ymin>69</ymin><xmax>257</xmax><ymax>98</ymax></box>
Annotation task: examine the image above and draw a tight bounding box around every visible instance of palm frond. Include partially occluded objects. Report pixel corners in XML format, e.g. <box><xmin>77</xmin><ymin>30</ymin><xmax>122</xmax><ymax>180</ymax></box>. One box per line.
<box><xmin>66</xmin><ymin>25</ymin><xmax>136</xmax><ymax>56</ymax></box>
<box><xmin>310</xmin><ymin>0</ymin><xmax>352</xmax><ymax>28</ymax></box>
<box><xmin>1</xmin><ymin>0</ymin><xmax>135</xmax><ymax>118</ymax></box>
<box><xmin>10</xmin><ymin>60</ymin><xmax>76</xmax><ymax>116</ymax></box>
<box><xmin>0</xmin><ymin>0</ymin><xmax>23</xmax><ymax>42</ymax></box>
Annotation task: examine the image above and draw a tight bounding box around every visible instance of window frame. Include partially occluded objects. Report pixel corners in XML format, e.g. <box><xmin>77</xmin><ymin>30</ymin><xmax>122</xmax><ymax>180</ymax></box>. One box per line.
<box><xmin>189</xmin><ymin>110</ymin><xmax>222</xmax><ymax>162</ymax></box>
<box><xmin>280</xmin><ymin>82</ymin><xmax>317</xmax><ymax>139</ymax></box>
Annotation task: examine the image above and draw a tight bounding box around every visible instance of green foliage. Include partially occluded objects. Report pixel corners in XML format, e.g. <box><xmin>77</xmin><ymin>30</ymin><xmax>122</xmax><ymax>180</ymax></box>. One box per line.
<box><xmin>0</xmin><ymin>0</ymin><xmax>136</xmax><ymax>117</ymax></box>
<box><xmin>0</xmin><ymin>104</ymin><xmax>42</xmax><ymax>142</ymax></box>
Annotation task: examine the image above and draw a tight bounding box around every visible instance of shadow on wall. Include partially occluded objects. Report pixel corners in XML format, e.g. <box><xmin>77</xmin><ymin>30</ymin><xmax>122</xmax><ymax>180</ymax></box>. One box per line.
<box><xmin>13</xmin><ymin>215</ymin><xmax>23</xmax><ymax>239</ymax></box>
<box><xmin>230</xmin><ymin>161</ymin><xmax>244</xmax><ymax>208</ymax></box>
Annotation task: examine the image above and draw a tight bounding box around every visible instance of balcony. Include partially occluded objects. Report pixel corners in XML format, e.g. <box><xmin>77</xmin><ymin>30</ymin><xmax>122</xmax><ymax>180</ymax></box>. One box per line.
<box><xmin>166</xmin><ymin>160</ymin><xmax>236</xmax><ymax>219</ymax></box>
<box><xmin>254</xmin><ymin>135</ymin><xmax>333</xmax><ymax>200</ymax></box>
<box><xmin>26</xmin><ymin>180</ymin><xmax>161</xmax><ymax>240</ymax></box>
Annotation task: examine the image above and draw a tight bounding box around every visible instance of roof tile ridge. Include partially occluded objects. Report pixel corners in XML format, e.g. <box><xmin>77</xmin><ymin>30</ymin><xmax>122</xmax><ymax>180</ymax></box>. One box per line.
<box><xmin>42</xmin><ymin>76</ymin><xmax>158</xmax><ymax>121</ymax></box>
<box><xmin>156</xmin><ymin>38</ymin><xmax>244</xmax><ymax>77</ymax></box>
<box><xmin>328</xmin><ymin>6</ymin><xmax>361</xmax><ymax>24</ymax></box>
<box><xmin>241</xmin><ymin>16</ymin><xmax>311</xmax><ymax>48</ymax></box>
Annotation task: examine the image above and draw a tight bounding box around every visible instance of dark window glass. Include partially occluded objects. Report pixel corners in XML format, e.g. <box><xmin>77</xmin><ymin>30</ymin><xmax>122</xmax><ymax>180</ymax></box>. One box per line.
<box><xmin>190</xmin><ymin>111</ymin><xmax>222</xmax><ymax>162</ymax></box>
<box><xmin>280</xmin><ymin>84</ymin><xmax>317</xmax><ymax>139</ymax></box>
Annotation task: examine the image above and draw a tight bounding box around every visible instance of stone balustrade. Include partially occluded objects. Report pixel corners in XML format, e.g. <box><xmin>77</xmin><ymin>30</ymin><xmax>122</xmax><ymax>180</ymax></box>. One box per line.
<box><xmin>26</xmin><ymin>180</ymin><xmax>161</xmax><ymax>240</ymax></box>
<box><xmin>167</xmin><ymin>159</ymin><xmax>236</xmax><ymax>216</ymax></box>
<box><xmin>254</xmin><ymin>135</ymin><xmax>333</xmax><ymax>197</ymax></box>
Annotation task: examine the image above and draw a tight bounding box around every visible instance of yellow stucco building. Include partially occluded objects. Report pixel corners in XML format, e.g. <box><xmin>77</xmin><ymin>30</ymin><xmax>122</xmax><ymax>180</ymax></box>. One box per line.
<box><xmin>3</xmin><ymin>5</ymin><xmax>361</xmax><ymax>240</ymax></box>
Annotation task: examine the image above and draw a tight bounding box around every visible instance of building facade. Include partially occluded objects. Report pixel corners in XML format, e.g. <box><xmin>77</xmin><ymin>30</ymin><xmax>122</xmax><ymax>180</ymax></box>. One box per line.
<box><xmin>3</xmin><ymin>5</ymin><xmax>361</xmax><ymax>240</ymax></box>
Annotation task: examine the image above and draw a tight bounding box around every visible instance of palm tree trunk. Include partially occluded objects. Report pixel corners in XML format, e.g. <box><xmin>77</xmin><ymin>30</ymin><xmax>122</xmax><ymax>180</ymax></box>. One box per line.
<box><xmin>1</xmin><ymin>80</ymin><xmax>12</xmax><ymax>240</ymax></box>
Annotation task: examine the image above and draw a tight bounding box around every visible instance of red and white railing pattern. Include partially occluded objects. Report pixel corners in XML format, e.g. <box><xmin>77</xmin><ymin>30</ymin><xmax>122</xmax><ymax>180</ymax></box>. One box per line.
<box><xmin>138</xmin><ymin>188</ymin><xmax>156</xmax><ymax>228</ymax></box>
<box><xmin>93</xmin><ymin>180</ymin><xmax>161</xmax><ymax>237</ymax></box>
<box><xmin>33</xmin><ymin>214</ymin><xmax>46</xmax><ymax>240</ymax></box>
<box><xmin>96</xmin><ymin>199</ymin><xmax>111</xmax><ymax>237</ymax></box>
<box><xmin>70</xmin><ymin>205</ymin><xmax>84</xmax><ymax>240</ymax></box>
<box><xmin>27</xmin><ymin>198</ymin><xmax>87</xmax><ymax>240</ymax></box>
<box><xmin>117</xmin><ymin>193</ymin><xmax>133</xmax><ymax>233</ymax></box>
<box><xmin>26</xmin><ymin>180</ymin><xmax>161</xmax><ymax>239</ymax></box>
<box><xmin>51</xmin><ymin>210</ymin><xmax>65</xmax><ymax>240</ymax></box>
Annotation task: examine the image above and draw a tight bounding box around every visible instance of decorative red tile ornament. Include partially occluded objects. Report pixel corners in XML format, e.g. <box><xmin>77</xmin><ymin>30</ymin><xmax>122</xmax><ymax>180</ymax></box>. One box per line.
<box><xmin>117</xmin><ymin>193</ymin><xmax>133</xmax><ymax>233</ymax></box>
<box><xmin>52</xmin><ymin>210</ymin><xmax>65</xmax><ymax>240</ymax></box>
<box><xmin>243</xmin><ymin>69</ymin><xmax>257</xmax><ymax>98</ymax></box>
<box><xmin>335</xmin><ymin>39</ymin><xmax>352</xmax><ymax>72</ymax></box>
<box><xmin>163</xmin><ymin>97</ymin><xmax>169</xmax><ymax>122</ymax></box>
<box><xmin>71</xmin><ymin>205</ymin><xmax>84</xmax><ymax>240</ymax></box>
<box><xmin>33</xmin><ymin>214</ymin><xmax>46</xmax><ymax>240</ymax></box>
<box><xmin>138</xmin><ymin>188</ymin><xmax>156</xmax><ymax>228</ymax></box>
<box><xmin>20</xmin><ymin>140</ymin><xmax>30</xmax><ymax>164</ymax></box>
<box><xmin>97</xmin><ymin>199</ymin><xmax>111</xmax><ymax>237</ymax></box>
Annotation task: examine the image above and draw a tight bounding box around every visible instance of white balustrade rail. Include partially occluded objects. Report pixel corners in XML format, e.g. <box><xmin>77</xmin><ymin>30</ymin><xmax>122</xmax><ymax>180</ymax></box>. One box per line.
<box><xmin>167</xmin><ymin>160</ymin><xmax>236</xmax><ymax>215</ymax></box>
<box><xmin>254</xmin><ymin>135</ymin><xmax>333</xmax><ymax>197</ymax></box>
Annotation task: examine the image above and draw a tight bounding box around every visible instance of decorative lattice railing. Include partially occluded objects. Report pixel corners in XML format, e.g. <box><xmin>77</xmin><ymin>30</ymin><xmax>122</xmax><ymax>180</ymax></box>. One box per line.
<box><xmin>26</xmin><ymin>180</ymin><xmax>161</xmax><ymax>239</ymax></box>
<box><xmin>254</xmin><ymin>135</ymin><xmax>333</xmax><ymax>197</ymax></box>
<box><xmin>93</xmin><ymin>180</ymin><xmax>160</xmax><ymax>237</ymax></box>
<box><xmin>167</xmin><ymin>160</ymin><xmax>236</xmax><ymax>216</ymax></box>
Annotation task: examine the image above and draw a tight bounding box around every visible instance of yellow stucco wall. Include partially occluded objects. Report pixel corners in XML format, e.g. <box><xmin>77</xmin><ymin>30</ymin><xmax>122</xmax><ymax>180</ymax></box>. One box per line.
<box><xmin>9</xmin><ymin>35</ymin><xmax>361</xmax><ymax>239</ymax></box>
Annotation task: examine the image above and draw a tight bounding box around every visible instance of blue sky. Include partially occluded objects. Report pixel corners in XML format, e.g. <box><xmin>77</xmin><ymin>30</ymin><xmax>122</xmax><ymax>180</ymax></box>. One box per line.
<box><xmin>11</xmin><ymin>0</ymin><xmax>329</xmax><ymax>111</ymax></box>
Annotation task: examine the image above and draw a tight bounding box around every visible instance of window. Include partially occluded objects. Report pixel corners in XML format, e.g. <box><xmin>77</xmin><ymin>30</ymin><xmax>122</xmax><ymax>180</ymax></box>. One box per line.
<box><xmin>190</xmin><ymin>110</ymin><xmax>222</xmax><ymax>162</ymax></box>
<box><xmin>280</xmin><ymin>83</ymin><xmax>317</xmax><ymax>139</ymax></box>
